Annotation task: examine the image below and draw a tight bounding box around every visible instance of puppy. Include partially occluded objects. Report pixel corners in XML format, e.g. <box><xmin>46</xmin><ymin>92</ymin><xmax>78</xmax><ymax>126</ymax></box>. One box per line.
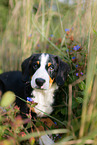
<box><xmin>0</xmin><ymin>53</ymin><xmax>70</xmax><ymax>144</ymax></box>
<box><xmin>0</xmin><ymin>53</ymin><xmax>70</xmax><ymax>117</ymax></box>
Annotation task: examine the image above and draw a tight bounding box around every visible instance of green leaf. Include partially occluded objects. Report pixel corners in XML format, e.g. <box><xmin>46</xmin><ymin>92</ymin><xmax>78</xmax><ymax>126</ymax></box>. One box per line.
<box><xmin>31</xmin><ymin>103</ymin><xmax>38</xmax><ymax>107</ymax></box>
<box><xmin>93</xmin><ymin>29</ymin><xmax>97</xmax><ymax>35</ymax></box>
<box><xmin>72</xmin><ymin>97</ymin><xmax>79</xmax><ymax>109</ymax></box>
<box><xmin>78</xmin><ymin>81</ymin><xmax>85</xmax><ymax>90</ymax></box>
<box><xmin>1</xmin><ymin>91</ymin><xmax>16</xmax><ymax>107</ymax></box>
<box><xmin>61</xmin><ymin>108</ymin><xmax>68</xmax><ymax>115</ymax></box>
<box><xmin>76</xmin><ymin>97</ymin><xmax>83</xmax><ymax>104</ymax></box>
<box><xmin>0</xmin><ymin>69</ymin><xmax>3</xmax><ymax>74</ymax></box>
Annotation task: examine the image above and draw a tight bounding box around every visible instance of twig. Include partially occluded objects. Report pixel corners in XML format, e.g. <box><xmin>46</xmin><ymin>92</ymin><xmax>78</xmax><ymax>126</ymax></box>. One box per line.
<box><xmin>68</xmin><ymin>75</ymin><xmax>86</xmax><ymax>127</ymax></box>
<box><xmin>55</xmin><ymin>139</ymin><xmax>93</xmax><ymax>145</ymax></box>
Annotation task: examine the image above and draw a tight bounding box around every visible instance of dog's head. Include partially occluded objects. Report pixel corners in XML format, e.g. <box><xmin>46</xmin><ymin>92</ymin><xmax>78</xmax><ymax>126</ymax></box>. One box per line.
<box><xmin>22</xmin><ymin>53</ymin><xmax>70</xmax><ymax>89</ymax></box>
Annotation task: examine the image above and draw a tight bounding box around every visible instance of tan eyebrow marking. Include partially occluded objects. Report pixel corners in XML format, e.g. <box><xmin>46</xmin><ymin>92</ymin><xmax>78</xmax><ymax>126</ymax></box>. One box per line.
<box><xmin>37</xmin><ymin>61</ymin><xmax>39</xmax><ymax>65</ymax></box>
<box><xmin>48</xmin><ymin>62</ymin><xmax>51</xmax><ymax>67</ymax></box>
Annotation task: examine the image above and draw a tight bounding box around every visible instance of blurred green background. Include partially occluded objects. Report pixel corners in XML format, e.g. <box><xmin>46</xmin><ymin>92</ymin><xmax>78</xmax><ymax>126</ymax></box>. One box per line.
<box><xmin>1</xmin><ymin>0</ymin><xmax>96</xmax><ymax>71</ymax></box>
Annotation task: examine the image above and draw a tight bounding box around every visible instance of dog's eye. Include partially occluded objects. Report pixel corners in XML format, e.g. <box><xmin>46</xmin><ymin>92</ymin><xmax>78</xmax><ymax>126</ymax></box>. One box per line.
<box><xmin>33</xmin><ymin>64</ymin><xmax>38</xmax><ymax>70</ymax></box>
<box><xmin>48</xmin><ymin>65</ymin><xmax>54</xmax><ymax>71</ymax></box>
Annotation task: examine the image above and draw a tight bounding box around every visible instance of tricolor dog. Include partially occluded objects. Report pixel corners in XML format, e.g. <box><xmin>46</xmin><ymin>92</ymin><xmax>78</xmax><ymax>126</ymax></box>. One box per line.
<box><xmin>0</xmin><ymin>53</ymin><xmax>70</xmax><ymax>118</ymax></box>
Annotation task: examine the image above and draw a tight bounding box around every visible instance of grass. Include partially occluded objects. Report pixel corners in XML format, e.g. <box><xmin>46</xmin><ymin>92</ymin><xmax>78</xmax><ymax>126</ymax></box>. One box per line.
<box><xmin>0</xmin><ymin>0</ymin><xmax>97</xmax><ymax>144</ymax></box>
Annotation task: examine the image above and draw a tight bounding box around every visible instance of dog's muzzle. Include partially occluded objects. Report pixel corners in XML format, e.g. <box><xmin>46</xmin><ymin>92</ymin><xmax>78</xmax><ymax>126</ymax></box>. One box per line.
<box><xmin>35</xmin><ymin>78</ymin><xmax>46</xmax><ymax>88</ymax></box>
<box><xmin>31</xmin><ymin>67</ymin><xmax>50</xmax><ymax>90</ymax></box>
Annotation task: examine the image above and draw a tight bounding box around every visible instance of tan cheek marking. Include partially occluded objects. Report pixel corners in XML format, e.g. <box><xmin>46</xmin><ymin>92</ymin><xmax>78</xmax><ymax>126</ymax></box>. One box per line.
<box><xmin>37</xmin><ymin>61</ymin><xmax>39</xmax><ymax>65</ymax></box>
<box><xmin>48</xmin><ymin>62</ymin><xmax>51</xmax><ymax>67</ymax></box>
<box><xmin>49</xmin><ymin>77</ymin><xmax>54</xmax><ymax>88</ymax></box>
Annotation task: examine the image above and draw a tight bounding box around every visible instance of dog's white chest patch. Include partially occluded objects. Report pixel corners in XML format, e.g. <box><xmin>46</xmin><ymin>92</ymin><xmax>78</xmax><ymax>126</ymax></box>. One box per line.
<box><xmin>32</xmin><ymin>84</ymin><xmax>58</xmax><ymax>117</ymax></box>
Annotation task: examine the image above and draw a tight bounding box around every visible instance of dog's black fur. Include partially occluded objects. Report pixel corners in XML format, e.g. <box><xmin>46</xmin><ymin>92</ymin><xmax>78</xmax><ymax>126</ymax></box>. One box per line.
<box><xmin>0</xmin><ymin>53</ymin><xmax>70</xmax><ymax>119</ymax></box>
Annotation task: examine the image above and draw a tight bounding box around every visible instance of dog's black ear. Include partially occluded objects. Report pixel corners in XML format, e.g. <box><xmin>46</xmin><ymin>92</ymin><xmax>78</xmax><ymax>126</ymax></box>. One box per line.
<box><xmin>55</xmin><ymin>56</ymin><xmax>70</xmax><ymax>86</ymax></box>
<box><xmin>21</xmin><ymin>55</ymin><xmax>34</xmax><ymax>82</ymax></box>
<box><xmin>0</xmin><ymin>79</ymin><xmax>5</xmax><ymax>97</ymax></box>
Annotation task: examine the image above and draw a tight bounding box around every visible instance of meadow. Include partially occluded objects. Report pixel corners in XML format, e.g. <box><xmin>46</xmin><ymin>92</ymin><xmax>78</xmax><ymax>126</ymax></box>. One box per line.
<box><xmin>0</xmin><ymin>0</ymin><xmax>97</xmax><ymax>144</ymax></box>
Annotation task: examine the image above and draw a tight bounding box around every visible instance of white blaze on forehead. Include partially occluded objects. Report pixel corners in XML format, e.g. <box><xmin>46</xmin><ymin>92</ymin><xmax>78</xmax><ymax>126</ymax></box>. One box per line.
<box><xmin>40</xmin><ymin>53</ymin><xmax>49</xmax><ymax>67</ymax></box>
<box><xmin>31</xmin><ymin>53</ymin><xmax>50</xmax><ymax>89</ymax></box>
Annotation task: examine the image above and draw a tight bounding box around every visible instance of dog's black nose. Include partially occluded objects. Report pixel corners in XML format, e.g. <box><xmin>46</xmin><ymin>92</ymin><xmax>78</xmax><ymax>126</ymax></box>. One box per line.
<box><xmin>35</xmin><ymin>78</ymin><xmax>46</xmax><ymax>87</ymax></box>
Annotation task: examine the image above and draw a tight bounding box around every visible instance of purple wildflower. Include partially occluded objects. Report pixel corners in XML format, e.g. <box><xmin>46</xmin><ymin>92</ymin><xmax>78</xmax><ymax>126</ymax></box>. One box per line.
<box><xmin>27</xmin><ymin>97</ymin><xmax>33</xmax><ymax>102</ymax></box>
<box><xmin>54</xmin><ymin>122</ymin><xmax>57</xmax><ymax>125</ymax></box>
<box><xmin>65</xmin><ymin>28</ymin><xmax>69</xmax><ymax>32</ymax></box>
<box><xmin>50</xmin><ymin>34</ymin><xmax>54</xmax><ymax>37</ymax></box>
<box><xmin>72</xmin><ymin>56</ymin><xmax>76</xmax><ymax>60</ymax></box>
<box><xmin>37</xmin><ymin>44</ymin><xmax>40</xmax><ymax>47</ymax></box>
<box><xmin>69</xmin><ymin>50</ymin><xmax>73</xmax><ymax>54</ymax></box>
<box><xmin>66</xmin><ymin>49</ymin><xmax>69</xmax><ymax>52</ymax></box>
<box><xmin>28</xmin><ymin>34</ymin><xmax>32</xmax><ymax>37</ymax></box>
<box><xmin>73</xmin><ymin>45</ymin><xmax>81</xmax><ymax>51</ymax></box>
<box><xmin>76</xmin><ymin>73</ymin><xmax>79</xmax><ymax>76</ymax></box>
<box><xmin>77</xmin><ymin>45</ymin><xmax>80</xmax><ymax>49</ymax></box>
<box><xmin>80</xmin><ymin>72</ymin><xmax>83</xmax><ymax>75</ymax></box>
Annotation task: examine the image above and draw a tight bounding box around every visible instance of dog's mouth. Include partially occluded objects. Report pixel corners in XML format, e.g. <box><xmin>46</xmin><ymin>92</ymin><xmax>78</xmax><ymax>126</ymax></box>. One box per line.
<box><xmin>34</xmin><ymin>85</ymin><xmax>48</xmax><ymax>90</ymax></box>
